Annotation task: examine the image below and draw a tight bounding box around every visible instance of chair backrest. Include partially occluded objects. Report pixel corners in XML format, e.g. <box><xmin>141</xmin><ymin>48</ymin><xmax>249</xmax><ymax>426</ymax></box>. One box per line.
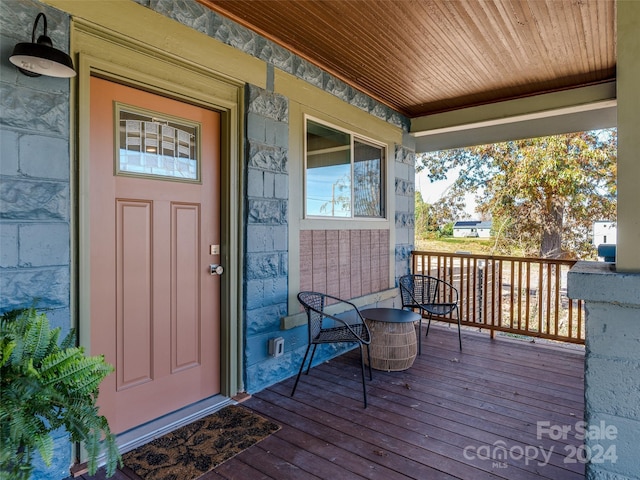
<box><xmin>401</xmin><ymin>274</ymin><xmax>460</xmax><ymax>306</ymax></box>
<box><xmin>297</xmin><ymin>291</ymin><xmax>327</xmax><ymax>340</ymax></box>
<box><xmin>399</xmin><ymin>275</ymin><xmax>439</xmax><ymax>307</ymax></box>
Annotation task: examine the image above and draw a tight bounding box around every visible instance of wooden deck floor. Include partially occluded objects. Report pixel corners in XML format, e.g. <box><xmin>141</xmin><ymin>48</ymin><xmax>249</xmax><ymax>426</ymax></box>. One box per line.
<box><xmin>75</xmin><ymin>325</ymin><xmax>585</xmax><ymax>480</ymax></box>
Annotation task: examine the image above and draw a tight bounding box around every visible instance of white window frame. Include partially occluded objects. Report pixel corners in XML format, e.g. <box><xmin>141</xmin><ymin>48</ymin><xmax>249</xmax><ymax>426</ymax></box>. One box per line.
<box><xmin>304</xmin><ymin>116</ymin><xmax>387</xmax><ymax>221</ymax></box>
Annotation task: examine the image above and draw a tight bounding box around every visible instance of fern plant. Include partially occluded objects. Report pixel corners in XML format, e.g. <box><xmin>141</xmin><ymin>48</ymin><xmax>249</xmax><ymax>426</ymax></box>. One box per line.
<box><xmin>0</xmin><ymin>308</ymin><xmax>121</xmax><ymax>479</ymax></box>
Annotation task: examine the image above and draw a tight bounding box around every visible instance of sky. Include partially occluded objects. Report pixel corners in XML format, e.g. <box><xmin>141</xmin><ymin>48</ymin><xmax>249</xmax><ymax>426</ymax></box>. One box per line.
<box><xmin>415</xmin><ymin>167</ymin><xmax>479</xmax><ymax>219</ymax></box>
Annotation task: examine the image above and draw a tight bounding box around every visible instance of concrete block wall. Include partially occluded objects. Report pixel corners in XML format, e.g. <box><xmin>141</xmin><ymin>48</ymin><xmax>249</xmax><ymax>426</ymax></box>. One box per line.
<box><xmin>243</xmin><ymin>84</ymin><xmax>295</xmax><ymax>392</ymax></box>
<box><xmin>0</xmin><ymin>0</ymin><xmax>71</xmax><ymax>315</ymax></box>
<box><xmin>568</xmin><ymin>263</ymin><xmax>640</xmax><ymax>480</ymax></box>
<box><xmin>394</xmin><ymin>144</ymin><xmax>416</xmax><ymax>282</ymax></box>
<box><xmin>0</xmin><ymin>0</ymin><xmax>74</xmax><ymax>477</ymax></box>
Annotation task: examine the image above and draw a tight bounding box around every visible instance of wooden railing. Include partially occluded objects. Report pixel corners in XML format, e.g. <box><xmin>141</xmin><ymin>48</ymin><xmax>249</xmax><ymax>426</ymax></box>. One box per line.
<box><xmin>411</xmin><ymin>251</ymin><xmax>585</xmax><ymax>344</ymax></box>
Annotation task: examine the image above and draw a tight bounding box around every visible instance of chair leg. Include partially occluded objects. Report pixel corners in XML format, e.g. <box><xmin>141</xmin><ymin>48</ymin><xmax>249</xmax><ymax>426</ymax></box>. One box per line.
<box><xmin>366</xmin><ymin>344</ymin><xmax>373</xmax><ymax>380</ymax></box>
<box><xmin>410</xmin><ymin>307</ymin><xmax>422</xmax><ymax>356</ymax></box>
<box><xmin>426</xmin><ymin>313</ymin><xmax>433</xmax><ymax>336</ymax></box>
<box><xmin>358</xmin><ymin>343</ymin><xmax>368</xmax><ymax>408</ymax></box>
<box><xmin>306</xmin><ymin>344</ymin><xmax>318</xmax><ymax>375</ymax></box>
<box><xmin>456</xmin><ymin>307</ymin><xmax>462</xmax><ymax>350</ymax></box>
<box><xmin>291</xmin><ymin>344</ymin><xmax>312</xmax><ymax>397</ymax></box>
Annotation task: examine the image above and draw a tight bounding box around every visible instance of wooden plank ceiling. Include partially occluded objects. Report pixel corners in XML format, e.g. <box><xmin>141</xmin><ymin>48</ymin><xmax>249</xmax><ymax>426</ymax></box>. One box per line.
<box><xmin>199</xmin><ymin>0</ymin><xmax>616</xmax><ymax>119</ymax></box>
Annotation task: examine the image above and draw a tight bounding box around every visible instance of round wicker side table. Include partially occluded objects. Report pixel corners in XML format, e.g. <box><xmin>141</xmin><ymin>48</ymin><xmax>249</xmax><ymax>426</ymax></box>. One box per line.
<box><xmin>361</xmin><ymin>308</ymin><xmax>420</xmax><ymax>371</ymax></box>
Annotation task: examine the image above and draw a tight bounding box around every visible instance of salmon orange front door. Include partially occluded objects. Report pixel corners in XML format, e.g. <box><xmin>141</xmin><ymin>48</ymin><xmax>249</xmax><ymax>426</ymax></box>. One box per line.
<box><xmin>89</xmin><ymin>76</ymin><xmax>221</xmax><ymax>434</ymax></box>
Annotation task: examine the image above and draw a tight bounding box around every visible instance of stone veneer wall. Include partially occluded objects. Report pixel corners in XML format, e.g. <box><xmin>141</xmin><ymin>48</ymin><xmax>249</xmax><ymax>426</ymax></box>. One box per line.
<box><xmin>134</xmin><ymin>0</ymin><xmax>410</xmax><ymax>132</ymax></box>
<box><xmin>395</xmin><ymin>144</ymin><xmax>416</xmax><ymax>281</ymax></box>
<box><xmin>1</xmin><ymin>0</ymin><xmax>414</xmax><ymax>476</ymax></box>
<box><xmin>137</xmin><ymin>0</ymin><xmax>414</xmax><ymax>393</ymax></box>
<box><xmin>243</xmin><ymin>84</ymin><xmax>292</xmax><ymax>391</ymax></box>
<box><xmin>0</xmin><ymin>0</ymin><xmax>74</xmax><ymax>477</ymax></box>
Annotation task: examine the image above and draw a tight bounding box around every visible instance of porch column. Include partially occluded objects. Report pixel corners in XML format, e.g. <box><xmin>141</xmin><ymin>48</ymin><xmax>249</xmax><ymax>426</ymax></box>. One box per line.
<box><xmin>616</xmin><ymin>0</ymin><xmax>640</xmax><ymax>271</ymax></box>
<box><xmin>567</xmin><ymin>264</ymin><xmax>640</xmax><ymax>479</ymax></box>
<box><xmin>566</xmin><ymin>4</ymin><xmax>640</xmax><ymax>479</ymax></box>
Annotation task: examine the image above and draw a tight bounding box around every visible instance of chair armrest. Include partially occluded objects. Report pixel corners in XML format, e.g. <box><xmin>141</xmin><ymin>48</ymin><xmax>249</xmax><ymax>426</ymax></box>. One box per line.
<box><xmin>304</xmin><ymin>294</ymin><xmax>370</xmax><ymax>343</ymax></box>
<box><xmin>440</xmin><ymin>279</ymin><xmax>459</xmax><ymax>303</ymax></box>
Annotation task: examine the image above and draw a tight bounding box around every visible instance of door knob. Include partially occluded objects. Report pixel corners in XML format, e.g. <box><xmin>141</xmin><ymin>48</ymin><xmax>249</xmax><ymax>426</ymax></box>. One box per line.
<box><xmin>210</xmin><ymin>264</ymin><xmax>224</xmax><ymax>276</ymax></box>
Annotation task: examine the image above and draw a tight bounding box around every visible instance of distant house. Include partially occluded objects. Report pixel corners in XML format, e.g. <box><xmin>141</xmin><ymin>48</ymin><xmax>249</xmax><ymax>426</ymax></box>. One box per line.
<box><xmin>453</xmin><ymin>220</ymin><xmax>492</xmax><ymax>238</ymax></box>
<box><xmin>593</xmin><ymin>221</ymin><xmax>617</xmax><ymax>247</ymax></box>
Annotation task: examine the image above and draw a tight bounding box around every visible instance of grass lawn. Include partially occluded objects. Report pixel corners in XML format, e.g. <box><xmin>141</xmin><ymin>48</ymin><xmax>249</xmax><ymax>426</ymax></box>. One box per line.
<box><xmin>415</xmin><ymin>237</ymin><xmax>496</xmax><ymax>254</ymax></box>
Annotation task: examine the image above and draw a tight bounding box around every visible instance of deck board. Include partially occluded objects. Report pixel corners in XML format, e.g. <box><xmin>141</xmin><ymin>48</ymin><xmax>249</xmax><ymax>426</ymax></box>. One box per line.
<box><xmin>71</xmin><ymin>325</ymin><xmax>585</xmax><ymax>480</ymax></box>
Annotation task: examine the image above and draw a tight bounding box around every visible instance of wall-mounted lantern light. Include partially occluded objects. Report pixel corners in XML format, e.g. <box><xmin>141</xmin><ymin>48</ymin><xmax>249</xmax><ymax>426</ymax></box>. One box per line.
<box><xmin>9</xmin><ymin>13</ymin><xmax>76</xmax><ymax>78</ymax></box>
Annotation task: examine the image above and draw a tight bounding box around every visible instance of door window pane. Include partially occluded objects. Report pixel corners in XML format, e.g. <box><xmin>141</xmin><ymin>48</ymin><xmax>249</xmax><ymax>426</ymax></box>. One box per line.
<box><xmin>116</xmin><ymin>103</ymin><xmax>200</xmax><ymax>182</ymax></box>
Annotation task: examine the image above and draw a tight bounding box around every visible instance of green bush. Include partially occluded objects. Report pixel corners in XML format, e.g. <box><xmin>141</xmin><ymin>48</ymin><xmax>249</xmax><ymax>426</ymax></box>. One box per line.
<box><xmin>438</xmin><ymin>221</ymin><xmax>454</xmax><ymax>238</ymax></box>
<box><xmin>0</xmin><ymin>308</ymin><xmax>121</xmax><ymax>479</ymax></box>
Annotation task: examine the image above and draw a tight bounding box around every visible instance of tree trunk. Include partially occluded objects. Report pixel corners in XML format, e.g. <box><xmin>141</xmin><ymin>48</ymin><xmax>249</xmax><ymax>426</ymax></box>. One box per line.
<box><xmin>540</xmin><ymin>201</ymin><xmax>564</xmax><ymax>258</ymax></box>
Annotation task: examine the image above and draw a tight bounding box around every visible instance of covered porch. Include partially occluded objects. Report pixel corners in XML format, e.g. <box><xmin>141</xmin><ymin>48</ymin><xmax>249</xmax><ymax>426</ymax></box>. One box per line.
<box><xmin>77</xmin><ymin>326</ymin><xmax>585</xmax><ymax>480</ymax></box>
<box><xmin>2</xmin><ymin>1</ymin><xmax>637</xmax><ymax>478</ymax></box>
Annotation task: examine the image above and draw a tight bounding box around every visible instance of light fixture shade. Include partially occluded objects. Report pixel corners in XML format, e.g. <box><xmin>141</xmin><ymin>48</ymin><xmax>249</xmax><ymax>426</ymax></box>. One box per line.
<box><xmin>9</xmin><ymin>13</ymin><xmax>76</xmax><ymax>78</ymax></box>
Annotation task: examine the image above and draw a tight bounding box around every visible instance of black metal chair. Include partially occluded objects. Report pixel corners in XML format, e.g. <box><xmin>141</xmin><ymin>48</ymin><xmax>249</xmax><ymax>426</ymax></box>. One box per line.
<box><xmin>399</xmin><ymin>274</ymin><xmax>462</xmax><ymax>353</ymax></box>
<box><xmin>291</xmin><ymin>291</ymin><xmax>373</xmax><ymax>408</ymax></box>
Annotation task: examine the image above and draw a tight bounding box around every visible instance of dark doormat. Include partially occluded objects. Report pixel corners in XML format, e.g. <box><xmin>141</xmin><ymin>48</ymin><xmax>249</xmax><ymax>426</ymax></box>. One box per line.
<box><xmin>122</xmin><ymin>404</ymin><xmax>280</xmax><ymax>480</ymax></box>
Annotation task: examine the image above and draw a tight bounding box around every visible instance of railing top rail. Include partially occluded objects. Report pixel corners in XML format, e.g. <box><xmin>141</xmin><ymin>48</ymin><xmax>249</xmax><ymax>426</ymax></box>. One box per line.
<box><xmin>410</xmin><ymin>249</ymin><xmax>585</xmax><ymax>345</ymax></box>
<box><xmin>411</xmin><ymin>250</ymin><xmax>579</xmax><ymax>267</ymax></box>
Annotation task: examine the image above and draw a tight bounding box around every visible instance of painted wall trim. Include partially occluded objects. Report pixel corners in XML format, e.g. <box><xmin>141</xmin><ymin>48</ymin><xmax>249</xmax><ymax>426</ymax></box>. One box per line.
<box><xmin>286</xmin><ymin>94</ymin><xmax>400</xmax><ymax>314</ymax></box>
<box><xmin>411</xmin><ymin>82</ymin><xmax>617</xmax><ymax>152</ymax></box>
<box><xmin>42</xmin><ymin>0</ymin><xmax>266</xmax><ymax>90</ymax></box>
<box><xmin>71</xmin><ymin>17</ymin><xmax>245</xmax><ymax>399</ymax></box>
<box><xmin>411</xmin><ymin>82</ymin><xmax>616</xmax><ymax>133</ymax></box>
<box><xmin>412</xmin><ymin>100</ymin><xmax>616</xmax><ymax>138</ymax></box>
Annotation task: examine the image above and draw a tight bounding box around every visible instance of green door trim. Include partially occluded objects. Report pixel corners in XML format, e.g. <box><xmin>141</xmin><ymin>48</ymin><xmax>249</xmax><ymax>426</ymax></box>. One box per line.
<box><xmin>72</xmin><ymin>17</ymin><xmax>245</xmax><ymax>400</ymax></box>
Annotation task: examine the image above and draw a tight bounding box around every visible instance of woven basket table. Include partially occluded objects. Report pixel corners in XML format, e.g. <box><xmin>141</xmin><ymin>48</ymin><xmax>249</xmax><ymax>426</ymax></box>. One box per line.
<box><xmin>361</xmin><ymin>308</ymin><xmax>420</xmax><ymax>371</ymax></box>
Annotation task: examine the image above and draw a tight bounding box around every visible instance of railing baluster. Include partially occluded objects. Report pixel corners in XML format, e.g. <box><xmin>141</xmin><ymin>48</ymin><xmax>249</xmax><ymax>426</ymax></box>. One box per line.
<box><xmin>553</xmin><ymin>263</ymin><xmax>562</xmax><ymax>337</ymax></box>
<box><xmin>568</xmin><ymin>291</ymin><xmax>574</xmax><ymax>340</ymax></box>
<box><xmin>509</xmin><ymin>260</ymin><xmax>515</xmax><ymax>330</ymax></box>
<box><xmin>496</xmin><ymin>259</ymin><xmax>501</xmax><ymax>332</ymax></box>
<box><xmin>538</xmin><ymin>262</ymin><xmax>544</xmax><ymax>336</ymax></box>
<box><xmin>524</xmin><ymin>261</ymin><xmax>531</xmax><ymax>332</ymax></box>
<box><xmin>517</xmin><ymin>260</ymin><xmax>523</xmax><ymax>331</ymax></box>
<box><xmin>577</xmin><ymin>299</ymin><xmax>583</xmax><ymax>340</ymax></box>
<box><xmin>546</xmin><ymin>263</ymin><xmax>552</xmax><ymax>336</ymax></box>
<box><xmin>488</xmin><ymin>257</ymin><xmax>494</xmax><ymax>333</ymax></box>
<box><xmin>409</xmin><ymin>250</ymin><xmax>585</xmax><ymax>345</ymax></box>
<box><xmin>462</xmin><ymin>256</ymin><xmax>468</xmax><ymax>323</ymax></box>
<box><xmin>472</xmin><ymin>257</ymin><xmax>477</xmax><ymax>325</ymax></box>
